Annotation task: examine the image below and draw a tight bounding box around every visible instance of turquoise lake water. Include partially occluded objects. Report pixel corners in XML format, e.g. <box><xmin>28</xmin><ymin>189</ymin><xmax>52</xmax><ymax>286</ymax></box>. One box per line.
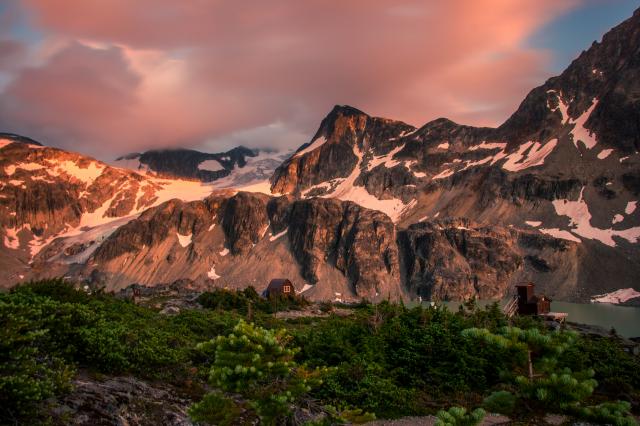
<box><xmin>430</xmin><ymin>300</ymin><xmax>640</xmax><ymax>338</ymax></box>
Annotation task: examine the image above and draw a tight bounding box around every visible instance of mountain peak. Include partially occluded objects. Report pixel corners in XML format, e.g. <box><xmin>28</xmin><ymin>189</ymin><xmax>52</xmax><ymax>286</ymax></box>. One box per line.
<box><xmin>0</xmin><ymin>132</ymin><xmax>44</xmax><ymax>147</ymax></box>
<box><xmin>328</xmin><ymin>104</ymin><xmax>368</xmax><ymax>118</ymax></box>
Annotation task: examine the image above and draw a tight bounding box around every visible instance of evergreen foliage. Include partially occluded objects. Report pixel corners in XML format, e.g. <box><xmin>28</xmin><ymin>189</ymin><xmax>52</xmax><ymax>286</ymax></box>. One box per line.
<box><xmin>435</xmin><ymin>406</ymin><xmax>486</xmax><ymax>426</ymax></box>
<box><xmin>197</xmin><ymin>287</ymin><xmax>309</xmax><ymax>314</ymax></box>
<box><xmin>2</xmin><ymin>279</ymin><xmax>639</xmax><ymax>425</ymax></box>
<box><xmin>464</xmin><ymin>326</ymin><xmax>637</xmax><ymax>423</ymax></box>
<box><xmin>190</xmin><ymin>320</ymin><xmax>325</xmax><ymax>425</ymax></box>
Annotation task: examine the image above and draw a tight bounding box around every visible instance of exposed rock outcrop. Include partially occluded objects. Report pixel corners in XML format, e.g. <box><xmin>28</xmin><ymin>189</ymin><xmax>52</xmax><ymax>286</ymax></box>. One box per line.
<box><xmin>287</xmin><ymin>198</ymin><xmax>401</xmax><ymax>299</ymax></box>
<box><xmin>51</xmin><ymin>374</ymin><xmax>194</xmax><ymax>426</ymax></box>
<box><xmin>397</xmin><ymin>218</ymin><xmax>577</xmax><ymax>301</ymax></box>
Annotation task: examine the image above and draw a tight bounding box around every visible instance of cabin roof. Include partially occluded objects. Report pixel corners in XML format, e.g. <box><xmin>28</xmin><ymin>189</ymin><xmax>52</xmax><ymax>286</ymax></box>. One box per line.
<box><xmin>267</xmin><ymin>278</ymin><xmax>293</xmax><ymax>290</ymax></box>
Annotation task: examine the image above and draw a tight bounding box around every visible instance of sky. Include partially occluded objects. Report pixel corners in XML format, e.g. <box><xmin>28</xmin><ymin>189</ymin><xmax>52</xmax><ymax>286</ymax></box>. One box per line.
<box><xmin>0</xmin><ymin>0</ymin><xmax>637</xmax><ymax>159</ymax></box>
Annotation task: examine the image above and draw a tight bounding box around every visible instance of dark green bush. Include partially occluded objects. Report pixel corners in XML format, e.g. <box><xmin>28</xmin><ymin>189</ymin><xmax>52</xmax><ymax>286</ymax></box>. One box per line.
<box><xmin>190</xmin><ymin>320</ymin><xmax>325</xmax><ymax>425</ymax></box>
<box><xmin>197</xmin><ymin>287</ymin><xmax>309</xmax><ymax>314</ymax></box>
<box><xmin>482</xmin><ymin>390</ymin><xmax>517</xmax><ymax>415</ymax></box>
<box><xmin>435</xmin><ymin>406</ymin><xmax>486</xmax><ymax>426</ymax></box>
<box><xmin>0</xmin><ymin>294</ymin><xmax>75</xmax><ymax>419</ymax></box>
<box><xmin>3</xmin><ymin>279</ymin><xmax>639</xmax><ymax>424</ymax></box>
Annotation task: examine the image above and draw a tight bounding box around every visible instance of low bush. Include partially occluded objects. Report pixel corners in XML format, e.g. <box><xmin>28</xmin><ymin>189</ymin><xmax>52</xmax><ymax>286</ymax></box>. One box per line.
<box><xmin>435</xmin><ymin>406</ymin><xmax>486</xmax><ymax>426</ymax></box>
<box><xmin>3</xmin><ymin>279</ymin><xmax>639</xmax><ymax>424</ymax></box>
<box><xmin>190</xmin><ymin>320</ymin><xmax>325</xmax><ymax>425</ymax></box>
<box><xmin>197</xmin><ymin>287</ymin><xmax>309</xmax><ymax>314</ymax></box>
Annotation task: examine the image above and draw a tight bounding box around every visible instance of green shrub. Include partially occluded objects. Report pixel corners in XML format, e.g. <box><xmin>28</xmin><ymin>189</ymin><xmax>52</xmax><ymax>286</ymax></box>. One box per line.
<box><xmin>338</xmin><ymin>408</ymin><xmax>376</xmax><ymax>424</ymax></box>
<box><xmin>462</xmin><ymin>327</ymin><xmax>621</xmax><ymax>419</ymax></box>
<box><xmin>197</xmin><ymin>287</ymin><xmax>309</xmax><ymax>314</ymax></box>
<box><xmin>190</xmin><ymin>320</ymin><xmax>325</xmax><ymax>425</ymax></box>
<box><xmin>571</xmin><ymin>400</ymin><xmax>637</xmax><ymax>426</ymax></box>
<box><xmin>482</xmin><ymin>390</ymin><xmax>516</xmax><ymax>415</ymax></box>
<box><xmin>4</xmin><ymin>279</ymin><xmax>640</xmax><ymax>425</ymax></box>
<box><xmin>316</xmin><ymin>358</ymin><xmax>418</xmax><ymax>418</ymax></box>
<box><xmin>435</xmin><ymin>407</ymin><xmax>486</xmax><ymax>426</ymax></box>
<box><xmin>187</xmin><ymin>391</ymin><xmax>246</xmax><ymax>426</ymax></box>
<box><xmin>559</xmin><ymin>334</ymin><xmax>640</xmax><ymax>398</ymax></box>
<box><xmin>0</xmin><ymin>296</ymin><xmax>75</xmax><ymax>419</ymax></box>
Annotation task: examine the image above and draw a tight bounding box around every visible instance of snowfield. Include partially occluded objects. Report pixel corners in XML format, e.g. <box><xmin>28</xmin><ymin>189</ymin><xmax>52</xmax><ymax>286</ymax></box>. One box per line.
<box><xmin>550</xmin><ymin>188</ymin><xmax>640</xmax><ymax>247</ymax></box>
<box><xmin>592</xmin><ymin>288</ymin><xmax>640</xmax><ymax>304</ymax></box>
<box><xmin>294</xmin><ymin>135</ymin><xmax>327</xmax><ymax>157</ymax></box>
<box><xmin>198</xmin><ymin>159</ymin><xmax>225</xmax><ymax>172</ymax></box>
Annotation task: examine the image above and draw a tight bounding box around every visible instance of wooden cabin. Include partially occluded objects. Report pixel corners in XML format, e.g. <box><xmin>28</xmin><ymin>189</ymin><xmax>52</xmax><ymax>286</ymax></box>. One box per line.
<box><xmin>264</xmin><ymin>278</ymin><xmax>295</xmax><ymax>298</ymax></box>
<box><xmin>516</xmin><ymin>283</ymin><xmax>551</xmax><ymax>315</ymax></box>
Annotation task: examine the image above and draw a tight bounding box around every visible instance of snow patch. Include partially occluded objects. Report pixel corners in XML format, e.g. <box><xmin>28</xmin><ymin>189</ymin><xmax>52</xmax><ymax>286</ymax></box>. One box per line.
<box><xmin>612</xmin><ymin>214</ymin><xmax>624</xmax><ymax>224</ymax></box>
<box><xmin>597</xmin><ymin>149</ymin><xmax>613</xmax><ymax>159</ymax></box>
<box><xmin>437</xmin><ymin>142</ymin><xmax>449</xmax><ymax>150</ymax></box>
<box><xmin>625</xmin><ymin>201</ymin><xmax>637</xmax><ymax>215</ymax></box>
<box><xmin>198</xmin><ymin>159</ymin><xmax>225</xmax><ymax>172</ymax></box>
<box><xmin>321</xmin><ymin>144</ymin><xmax>413</xmax><ymax>222</ymax></box>
<box><xmin>151</xmin><ymin>178</ymin><xmax>216</xmax><ymax>205</ymax></box>
<box><xmin>269</xmin><ymin>228</ymin><xmax>288</xmax><ymax>241</ymax></box>
<box><xmin>432</xmin><ymin>169</ymin><xmax>454</xmax><ymax>180</ymax></box>
<box><xmin>592</xmin><ymin>288</ymin><xmax>640</xmax><ymax>304</ymax></box>
<box><xmin>3</xmin><ymin>227</ymin><xmax>20</xmax><ymax>249</ymax></box>
<box><xmin>219</xmin><ymin>248</ymin><xmax>229</xmax><ymax>256</ymax></box>
<box><xmin>49</xmin><ymin>160</ymin><xmax>105</xmax><ymax>184</ymax></box>
<box><xmin>5</xmin><ymin>162</ymin><xmax>46</xmax><ymax>176</ymax></box>
<box><xmin>502</xmin><ymin>139</ymin><xmax>558</xmax><ymax>172</ymax></box>
<box><xmin>0</xmin><ymin>139</ymin><xmax>14</xmax><ymax>149</ymax></box>
<box><xmin>298</xmin><ymin>284</ymin><xmax>314</xmax><ymax>294</ymax></box>
<box><xmin>552</xmin><ymin>93</ymin><xmax>599</xmax><ymax>150</ymax></box>
<box><xmin>176</xmin><ymin>232</ymin><xmax>192</xmax><ymax>247</ymax></box>
<box><xmin>366</xmin><ymin>144</ymin><xmax>405</xmax><ymax>171</ymax></box>
<box><xmin>571</xmin><ymin>99</ymin><xmax>599</xmax><ymax>149</ymax></box>
<box><xmin>539</xmin><ymin>228</ymin><xmax>581</xmax><ymax>243</ymax></box>
<box><xmin>207</xmin><ymin>265</ymin><xmax>220</xmax><ymax>280</ymax></box>
<box><xmin>294</xmin><ymin>136</ymin><xmax>327</xmax><ymax>157</ymax></box>
<box><xmin>468</xmin><ymin>142</ymin><xmax>507</xmax><ymax>151</ymax></box>
<box><xmin>525</xmin><ymin>221</ymin><xmax>542</xmax><ymax>227</ymax></box>
<box><xmin>460</xmin><ymin>156</ymin><xmax>494</xmax><ymax>171</ymax></box>
<box><xmin>551</xmin><ymin>188</ymin><xmax>640</xmax><ymax>247</ymax></box>
<box><xmin>404</xmin><ymin>161</ymin><xmax>427</xmax><ymax>178</ymax></box>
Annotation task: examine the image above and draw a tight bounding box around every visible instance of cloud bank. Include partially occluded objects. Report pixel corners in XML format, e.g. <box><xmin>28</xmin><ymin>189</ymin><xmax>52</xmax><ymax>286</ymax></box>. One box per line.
<box><xmin>0</xmin><ymin>0</ymin><xmax>579</xmax><ymax>158</ymax></box>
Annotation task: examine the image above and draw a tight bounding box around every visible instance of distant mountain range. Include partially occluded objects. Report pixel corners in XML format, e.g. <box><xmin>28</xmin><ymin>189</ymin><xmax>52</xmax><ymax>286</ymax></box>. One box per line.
<box><xmin>113</xmin><ymin>146</ymin><xmax>291</xmax><ymax>186</ymax></box>
<box><xmin>1</xmin><ymin>8</ymin><xmax>639</xmax><ymax>303</ymax></box>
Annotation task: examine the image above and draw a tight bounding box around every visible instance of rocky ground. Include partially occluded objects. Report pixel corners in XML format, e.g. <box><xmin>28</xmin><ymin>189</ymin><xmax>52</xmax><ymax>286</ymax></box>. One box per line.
<box><xmin>49</xmin><ymin>372</ymin><xmax>196</xmax><ymax>426</ymax></box>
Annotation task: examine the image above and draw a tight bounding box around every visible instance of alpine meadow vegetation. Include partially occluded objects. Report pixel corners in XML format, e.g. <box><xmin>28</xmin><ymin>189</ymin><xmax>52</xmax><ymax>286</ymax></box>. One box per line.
<box><xmin>1</xmin><ymin>279</ymin><xmax>638</xmax><ymax>425</ymax></box>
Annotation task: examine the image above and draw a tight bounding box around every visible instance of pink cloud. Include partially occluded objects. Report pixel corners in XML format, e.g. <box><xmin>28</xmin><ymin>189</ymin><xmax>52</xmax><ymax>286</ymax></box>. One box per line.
<box><xmin>1</xmin><ymin>1</ymin><xmax>581</xmax><ymax>157</ymax></box>
<box><xmin>0</xmin><ymin>39</ymin><xmax>26</xmax><ymax>71</ymax></box>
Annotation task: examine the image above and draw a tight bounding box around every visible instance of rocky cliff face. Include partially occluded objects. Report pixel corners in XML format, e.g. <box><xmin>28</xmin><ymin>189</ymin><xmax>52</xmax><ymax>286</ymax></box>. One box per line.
<box><xmin>287</xmin><ymin>198</ymin><xmax>401</xmax><ymax>299</ymax></box>
<box><xmin>72</xmin><ymin>192</ymin><xmax>403</xmax><ymax>301</ymax></box>
<box><xmin>397</xmin><ymin>218</ymin><xmax>578</xmax><ymax>301</ymax></box>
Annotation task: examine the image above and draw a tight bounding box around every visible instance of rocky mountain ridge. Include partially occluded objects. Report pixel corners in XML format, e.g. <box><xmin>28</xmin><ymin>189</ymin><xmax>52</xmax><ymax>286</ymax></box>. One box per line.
<box><xmin>0</xmin><ymin>134</ymin><xmax>219</xmax><ymax>287</ymax></box>
<box><xmin>115</xmin><ymin>146</ymin><xmax>292</xmax><ymax>187</ymax></box>
<box><xmin>1</xmin><ymin>9</ymin><xmax>640</xmax><ymax>301</ymax></box>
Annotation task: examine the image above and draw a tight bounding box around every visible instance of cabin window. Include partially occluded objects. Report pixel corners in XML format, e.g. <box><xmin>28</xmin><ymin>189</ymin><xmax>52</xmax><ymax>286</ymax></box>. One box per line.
<box><xmin>283</xmin><ymin>285</ymin><xmax>291</xmax><ymax>293</ymax></box>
